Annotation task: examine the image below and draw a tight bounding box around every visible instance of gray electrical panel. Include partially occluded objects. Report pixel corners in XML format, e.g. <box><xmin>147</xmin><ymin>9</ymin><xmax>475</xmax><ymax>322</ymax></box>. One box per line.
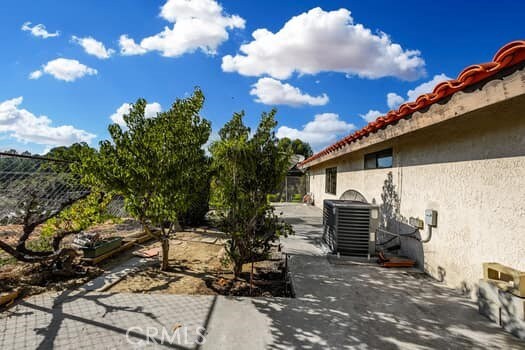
<box><xmin>425</xmin><ymin>209</ymin><xmax>438</xmax><ymax>227</ymax></box>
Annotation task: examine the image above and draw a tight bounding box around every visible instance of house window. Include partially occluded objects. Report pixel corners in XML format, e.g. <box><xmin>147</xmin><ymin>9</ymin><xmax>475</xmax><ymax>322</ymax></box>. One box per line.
<box><xmin>325</xmin><ymin>167</ymin><xmax>337</xmax><ymax>194</ymax></box>
<box><xmin>306</xmin><ymin>173</ymin><xmax>310</xmax><ymax>193</ymax></box>
<box><xmin>364</xmin><ymin>148</ymin><xmax>393</xmax><ymax>169</ymax></box>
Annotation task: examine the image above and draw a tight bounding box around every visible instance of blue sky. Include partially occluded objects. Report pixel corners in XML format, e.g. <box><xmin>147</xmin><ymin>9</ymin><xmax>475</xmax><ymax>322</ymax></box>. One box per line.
<box><xmin>0</xmin><ymin>0</ymin><xmax>523</xmax><ymax>154</ymax></box>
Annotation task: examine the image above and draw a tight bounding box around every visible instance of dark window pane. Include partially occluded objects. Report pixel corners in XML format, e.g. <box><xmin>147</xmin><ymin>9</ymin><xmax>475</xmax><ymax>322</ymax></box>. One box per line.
<box><xmin>325</xmin><ymin>167</ymin><xmax>337</xmax><ymax>194</ymax></box>
<box><xmin>364</xmin><ymin>148</ymin><xmax>393</xmax><ymax>170</ymax></box>
<box><xmin>331</xmin><ymin>168</ymin><xmax>337</xmax><ymax>194</ymax></box>
<box><xmin>365</xmin><ymin>155</ymin><xmax>376</xmax><ymax>169</ymax></box>
<box><xmin>377</xmin><ymin>154</ymin><xmax>392</xmax><ymax>168</ymax></box>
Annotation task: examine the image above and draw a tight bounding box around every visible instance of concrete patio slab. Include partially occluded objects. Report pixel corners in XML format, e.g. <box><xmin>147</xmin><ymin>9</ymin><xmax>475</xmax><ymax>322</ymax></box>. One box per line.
<box><xmin>273</xmin><ymin>203</ymin><xmax>524</xmax><ymax>349</ymax></box>
<box><xmin>283</xmin><ymin>254</ymin><xmax>523</xmax><ymax>349</ymax></box>
<box><xmin>275</xmin><ymin>203</ymin><xmax>327</xmax><ymax>256</ymax></box>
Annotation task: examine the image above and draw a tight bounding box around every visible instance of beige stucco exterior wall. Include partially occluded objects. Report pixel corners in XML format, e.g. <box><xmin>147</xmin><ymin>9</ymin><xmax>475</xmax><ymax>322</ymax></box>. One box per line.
<box><xmin>307</xmin><ymin>93</ymin><xmax>525</xmax><ymax>295</ymax></box>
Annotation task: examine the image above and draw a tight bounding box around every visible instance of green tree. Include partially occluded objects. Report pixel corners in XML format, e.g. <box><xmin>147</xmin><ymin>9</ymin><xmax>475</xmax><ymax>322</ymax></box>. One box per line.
<box><xmin>39</xmin><ymin>191</ymin><xmax>117</xmax><ymax>252</ymax></box>
<box><xmin>0</xmin><ymin>144</ymin><xmax>91</xmax><ymax>272</ymax></box>
<box><xmin>81</xmin><ymin>89</ymin><xmax>211</xmax><ymax>270</ymax></box>
<box><xmin>211</xmin><ymin>109</ymin><xmax>292</xmax><ymax>280</ymax></box>
<box><xmin>277</xmin><ymin>137</ymin><xmax>313</xmax><ymax>158</ymax></box>
<box><xmin>46</xmin><ymin>142</ymin><xmax>93</xmax><ymax>162</ymax></box>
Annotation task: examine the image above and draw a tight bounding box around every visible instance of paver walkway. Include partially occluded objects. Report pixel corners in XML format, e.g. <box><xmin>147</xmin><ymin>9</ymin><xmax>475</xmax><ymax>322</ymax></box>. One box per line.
<box><xmin>79</xmin><ymin>257</ymin><xmax>155</xmax><ymax>292</ymax></box>
<box><xmin>1</xmin><ymin>291</ymin><xmax>214</xmax><ymax>349</ymax></box>
<box><xmin>1</xmin><ymin>203</ymin><xmax>523</xmax><ymax>349</ymax></box>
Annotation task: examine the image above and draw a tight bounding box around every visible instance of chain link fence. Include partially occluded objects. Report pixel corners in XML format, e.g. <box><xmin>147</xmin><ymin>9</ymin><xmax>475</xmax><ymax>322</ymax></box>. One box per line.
<box><xmin>270</xmin><ymin>175</ymin><xmax>308</xmax><ymax>202</ymax></box>
<box><xmin>0</xmin><ymin>152</ymin><xmax>90</xmax><ymax>226</ymax></box>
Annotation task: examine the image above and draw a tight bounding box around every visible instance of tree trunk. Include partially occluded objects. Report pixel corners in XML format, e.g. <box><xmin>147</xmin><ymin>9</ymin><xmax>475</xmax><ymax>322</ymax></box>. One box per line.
<box><xmin>233</xmin><ymin>260</ymin><xmax>242</xmax><ymax>279</ymax></box>
<box><xmin>250</xmin><ymin>260</ymin><xmax>254</xmax><ymax>296</ymax></box>
<box><xmin>160</xmin><ymin>237</ymin><xmax>170</xmax><ymax>271</ymax></box>
<box><xmin>16</xmin><ymin>224</ymin><xmax>37</xmax><ymax>252</ymax></box>
<box><xmin>52</xmin><ymin>229</ymin><xmax>81</xmax><ymax>251</ymax></box>
<box><xmin>0</xmin><ymin>238</ymin><xmax>74</xmax><ymax>264</ymax></box>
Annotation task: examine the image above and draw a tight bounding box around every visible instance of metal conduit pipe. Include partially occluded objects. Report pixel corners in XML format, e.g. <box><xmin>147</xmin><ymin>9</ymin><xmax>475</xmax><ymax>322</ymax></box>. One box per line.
<box><xmin>420</xmin><ymin>225</ymin><xmax>433</xmax><ymax>243</ymax></box>
<box><xmin>376</xmin><ymin>225</ymin><xmax>432</xmax><ymax>243</ymax></box>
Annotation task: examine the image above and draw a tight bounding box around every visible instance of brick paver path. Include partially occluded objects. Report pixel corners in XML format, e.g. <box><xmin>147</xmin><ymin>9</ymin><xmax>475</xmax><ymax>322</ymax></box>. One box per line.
<box><xmin>1</xmin><ymin>291</ymin><xmax>215</xmax><ymax>349</ymax></box>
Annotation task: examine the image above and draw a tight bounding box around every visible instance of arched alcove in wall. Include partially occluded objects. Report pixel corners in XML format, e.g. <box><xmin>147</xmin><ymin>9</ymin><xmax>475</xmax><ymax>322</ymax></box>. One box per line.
<box><xmin>339</xmin><ymin>189</ymin><xmax>367</xmax><ymax>203</ymax></box>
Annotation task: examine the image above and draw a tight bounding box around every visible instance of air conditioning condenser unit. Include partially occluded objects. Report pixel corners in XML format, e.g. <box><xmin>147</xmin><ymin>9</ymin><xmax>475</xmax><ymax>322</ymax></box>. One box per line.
<box><xmin>323</xmin><ymin>199</ymin><xmax>379</xmax><ymax>258</ymax></box>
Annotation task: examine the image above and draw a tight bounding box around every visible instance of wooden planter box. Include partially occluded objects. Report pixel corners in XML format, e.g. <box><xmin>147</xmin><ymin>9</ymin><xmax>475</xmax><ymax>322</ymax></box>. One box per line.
<box><xmin>0</xmin><ymin>290</ymin><xmax>19</xmax><ymax>306</ymax></box>
<box><xmin>81</xmin><ymin>237</ymin><xmax>123</xmax><ymax>259</ymax></box>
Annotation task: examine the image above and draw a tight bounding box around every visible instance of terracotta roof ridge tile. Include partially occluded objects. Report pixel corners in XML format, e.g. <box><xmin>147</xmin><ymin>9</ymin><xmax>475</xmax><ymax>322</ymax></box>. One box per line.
<box><xmin>300</xmin><ymin>40</ymin><xmax>525</xmax><ymax>167</ymax></box>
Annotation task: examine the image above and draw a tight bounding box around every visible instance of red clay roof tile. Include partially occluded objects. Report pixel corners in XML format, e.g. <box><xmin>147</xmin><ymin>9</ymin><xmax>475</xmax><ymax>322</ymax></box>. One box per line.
<box><xmin>299</xmin><ymin>40</ymin><xmax>525</xmax><ymax>167</ymax></box>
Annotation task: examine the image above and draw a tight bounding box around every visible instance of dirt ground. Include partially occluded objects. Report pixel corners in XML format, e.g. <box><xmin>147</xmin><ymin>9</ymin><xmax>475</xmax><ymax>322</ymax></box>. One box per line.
<box><xmin>1</xmin><ymin>223</ymin><xmax>289</xmax><ymax>299</ymax></box>
<box><xmin>0</xmin><ymin>219</ymin><xmax>144</xmax><ymax>296</ymax></box>
<box><xmin>109</xmin><ymin>231</ymin><xmax>289</xmax><ymax>297</ymax></box>
<box><xmin>109</xmin><ymin>237</ymin><xmax>224</xmax><ymax>295</ymax></box>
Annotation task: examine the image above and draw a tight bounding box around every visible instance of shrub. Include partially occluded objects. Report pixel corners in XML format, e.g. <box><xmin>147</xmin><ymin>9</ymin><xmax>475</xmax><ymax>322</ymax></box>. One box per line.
<box><xmin>211</xmin><ymin>110</ymin><xmax>293</xmax><ymax>278</ymax></box>
<box><xmin>267</xmin><ymin>194</ymin><xmax>279</xmax><ymax>203</ymax></box>
<box><xmin>0</xmin><ymin>255</ymin><xmax>16</xmax><ymax>267</ymax></box>
<box><xmin>292</xmin><ymin>194</ymin><xmax>302</xmax><ymax>202</ymax></box>
<box><xmin>41</xmin><ymin>192</ymin><xmax>115</xmax><ymax>232</ymax></box>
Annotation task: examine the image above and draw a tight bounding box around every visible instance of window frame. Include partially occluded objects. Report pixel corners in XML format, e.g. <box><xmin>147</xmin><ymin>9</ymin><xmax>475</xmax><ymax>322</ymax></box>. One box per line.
<box><xmin>364</xmin><ymin>148</ymin><xmax>393</xmax><ymax>170</ymax></box>
<box><xmin>325</xmin><ymin>167</ymin><xmax>337</xmax><ymax>195</ymax></box>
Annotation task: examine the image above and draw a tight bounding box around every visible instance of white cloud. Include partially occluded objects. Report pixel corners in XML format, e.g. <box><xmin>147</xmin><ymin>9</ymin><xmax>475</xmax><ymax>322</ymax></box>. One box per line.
<box><xmin>110</xmin><ymin>102</ymin><xmax>162</xmax><ymax>126</ymax></box>
<box><xmin>28</xmin><ymin>70</ymin><xmax>43</xmax><ymax>80</ymax></box>
<box><xmin>30</xmin><ymin>58</ymin><xmax>98</xmax><ymax>82</ymax></box>
<box><xmin>119</xmin><ymin>0</ymin><xmax>245</xmax><ymax>58</ymax></box>
<box><xmin>386</xmin><ymin>92</ymin><xmax>405</xmax><ymax>110</ymax></box>
<box><xmin>406</xmin><ymin>73</ymin><xmax>451</xmax><ymax>101</ymax></box>
<box><xmin>119</xmin><ymin>35</ymin><xmax>147</xmax><ymax>56</ymax></box>
<box><xmin>204</xmin><ymin>131</ymin><xmax>219</xmax><ymax>154</ymax></box>
<box><xmin>357</xmin><ymin>73</ymin><xmax>453</xmax><ymax>123</ymax></box>
<box><xmin>276</xmin><ymin>113</ymin><xmax>355</xmax><ymax>150</ymax></box>
<box><xmin>72</xmin><ymin>36</ymin><xmax>115</xmax><ymax>59</ymax></box>
<box><xmin>250</xmin><ymin>78</ymin><xmax>329</xmax><ymax>107</ymax></box>
<box><xmin>0</xmin><ymin>97</ymin><xmax>95</xmax><ymax>146</ymax></box>
<box><xmin>360</xmin><ymin>110</ymin><xmax>383</xmax><ymax>123</ymax></box>
<box><xmin>222</xmin><ymin>7</ymin><xmax>425</xmax><ymax>80</ymax></box>
<box><xmin>354</xmin><ymin>74</ymin><xmax>453</xmax><ymax>125</ymax></box>
<box><xmin>386</xmin><ymin>73</ymin><xmax>452</xmax><ymax>110</ymax></box>
<box><xmin>21</xmin><ymin>22</ymin><xmax>59</xmax><ymax>39</ymax></box>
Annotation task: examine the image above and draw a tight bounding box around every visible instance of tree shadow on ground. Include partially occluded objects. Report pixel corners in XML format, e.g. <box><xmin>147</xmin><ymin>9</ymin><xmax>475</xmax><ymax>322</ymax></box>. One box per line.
<box><xmin>30</xmin><ymin>290</ymin><xmax>165</xmax><ymax>349</ymax></box>
<box><xmin>10</xmin><ymin>289</ymin><xmax>211</xmax><ymax>349</ymax></box>
<box><xmin>254</xmin><ymin>196</ymin><xmax>523</xmax><ymax>348</ymax></box>
<box><xmin>282</xmin><ymin>217</ymin><xmax>323</xmax><ymax>229</ymax></box>
<box><xmin>251</xmin><ymin>256</ymin><xmax>524</xmax><ymax>349</ymax></box>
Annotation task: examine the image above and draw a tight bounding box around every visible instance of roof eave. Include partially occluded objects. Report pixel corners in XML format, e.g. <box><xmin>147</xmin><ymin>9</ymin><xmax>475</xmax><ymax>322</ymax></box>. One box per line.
<box><xmin>299</xmin><ymin>40</ymin><xmax>525</xmax><ymax>169</ymax></box>
<box><xmin>299</xmin><ymin>63</ymin><xmax>525</xmax><ymax>169</ymax></box>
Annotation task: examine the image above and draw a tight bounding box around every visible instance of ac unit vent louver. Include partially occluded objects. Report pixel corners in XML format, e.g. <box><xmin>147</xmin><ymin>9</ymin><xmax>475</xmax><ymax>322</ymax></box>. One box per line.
<box><xmin>323</xmin><ymin>200</ymin><xmax>378</xmax><ymax>258</ymax></box>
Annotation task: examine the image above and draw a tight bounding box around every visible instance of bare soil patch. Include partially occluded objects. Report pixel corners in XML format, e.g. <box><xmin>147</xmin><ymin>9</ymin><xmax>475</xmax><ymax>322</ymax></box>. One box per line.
<box><xmin>108</xmin><ymin>232</ymin><xmax>290</xmax><ymax>297</ymax></box>
<box><xmin>1</xmin><ymin>223</ymin><xmax>290</xmax><ymax>301</ymax></box>
<box><xmin>0</xmin><ymin>219</ymin><xmax>145</xmax><ymax>298</ymax></box>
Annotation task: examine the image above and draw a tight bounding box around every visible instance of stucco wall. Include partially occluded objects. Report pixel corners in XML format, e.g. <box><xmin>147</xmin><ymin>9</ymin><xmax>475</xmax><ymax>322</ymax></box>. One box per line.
<box><xmin>307</xmin><ymin>95</ymin><xmax>525</xmax><ymax>295</ymax></box>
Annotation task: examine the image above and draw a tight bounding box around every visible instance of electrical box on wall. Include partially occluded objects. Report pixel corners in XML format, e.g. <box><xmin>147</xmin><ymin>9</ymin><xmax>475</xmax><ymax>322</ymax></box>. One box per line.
<box><xmin>425</xmin><ymin>209</ymin><xmax>438</xmax><ymax>227</ymax></box>
<box><xmin>409</xmin><ymin>217</ymin><xmax>424</xmax><ymax>229</ymax></box>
